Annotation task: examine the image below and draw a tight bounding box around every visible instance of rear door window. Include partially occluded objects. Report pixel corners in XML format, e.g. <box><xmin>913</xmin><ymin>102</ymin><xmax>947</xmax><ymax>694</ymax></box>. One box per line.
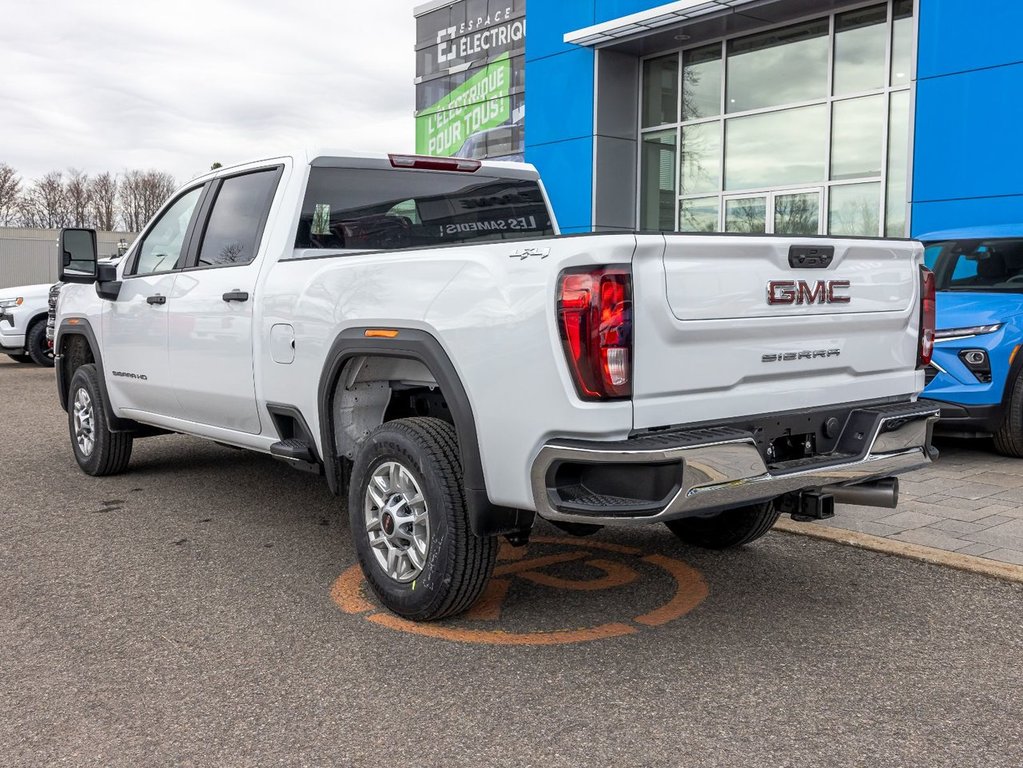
<box><xmin>294</xmin><ymin>167</ymin><xmax>554</xmax><ymax>251</ymax></box>
<box><xmin>195</xmin><ymin>168</ymin><xmax>282</xmax><ymax>267</ymax></box>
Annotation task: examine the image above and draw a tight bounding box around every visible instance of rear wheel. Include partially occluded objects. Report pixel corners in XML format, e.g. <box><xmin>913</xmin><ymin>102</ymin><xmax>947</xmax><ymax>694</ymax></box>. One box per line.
<box><xmin>665</xmin><ymin>501</ymin><xmax>780</xmax><ymax>549</ymax></box>
<box><xmin>994</xmin><ymin>369</ymin><xmax>1023</xmax><ymax>457</ymax></box>
<box><xmin>68</xmin><ymin>364</ymin><xmax>133</xmax><ymax>476</ymax></box>
<box><xmin>26</xmin><ymin>320</ymin><xmax>54</xmax><ymax>367</ymax></box>
<box><xmin>349</xmin><ymin>417</ymin><xmax>497</xmax><ymax>620</ymax></box>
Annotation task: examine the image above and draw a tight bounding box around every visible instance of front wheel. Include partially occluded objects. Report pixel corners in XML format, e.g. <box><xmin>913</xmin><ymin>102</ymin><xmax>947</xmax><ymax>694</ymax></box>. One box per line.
<box><xmin>68</xmin><ymin>364</ymin><xmax>133</xmax><ymax>476</ymax></box>
<box><xmin>26</xmin><ymin>320</ymin><xmax>54</xmax><ymax>367</ymax></box>
<box><xmin>348</xmin><ymin>417</ymin><xmax>497</xmax><ymax>621</ymax></box>
<box><xmin>665</xmin><ymin>501</ymin><xmax>780</xmax><ymax>549</ymax></box>
<box><xmin>994</xmin><ymin>369</ymin><xmax>1023</xmax><ymax>457</ymax></box>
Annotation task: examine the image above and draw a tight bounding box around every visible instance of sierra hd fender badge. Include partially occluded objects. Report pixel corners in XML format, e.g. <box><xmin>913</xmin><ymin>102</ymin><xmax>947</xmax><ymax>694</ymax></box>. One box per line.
<box><xmin>767</xmin><ymin>279</ymin><xmax>850</xmax><ymax>305</ymax></box>
<box><xmin>509</xmin><ymin>246</ymin><xmax>550</xmax><ymax>260</ymax></box>
<box><xmin>112</xmin><ymin>370</ymin><xmax>148</xmax><ymax>381</ymax></box>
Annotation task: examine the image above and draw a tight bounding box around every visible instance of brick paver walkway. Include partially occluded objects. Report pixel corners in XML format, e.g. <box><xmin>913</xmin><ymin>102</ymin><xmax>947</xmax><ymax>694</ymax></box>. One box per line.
<box><xmin>812</xmin><ymin>438</ymin><xmax>1023</xmax><ymax>566</ymax></box>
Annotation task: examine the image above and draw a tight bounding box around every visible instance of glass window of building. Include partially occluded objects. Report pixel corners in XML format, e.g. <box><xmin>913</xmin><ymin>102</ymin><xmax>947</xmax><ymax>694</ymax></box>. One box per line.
<box><xmin>640</xmin><ymin>130</ymin><xmax>677</xmax><ymax>230</ymax></box>
<box><xmin>725</xmin><ymin>196</ymin><xmax>767</xmax><ymax>234</ymax></box>
<box><xmin>682</xmin><ymin>45</ymin><xmax>721</xmax><ymax>121</ymax></box>
<box><xmin>642</xmin><ymin>54</ymin><xmax>679</xmax><ymax>127</ymax></box>
<box><xmin>886</xmin><ymin>90</ymin><xmax>911</xmax><ymax>236</ymax></box>
<box><xmin>829</xmin><ymin>182</ymin><xmax>881</xmax><ymax>236</ymax></box>
<box><xmin>775</xmin><ymin>192</ymin><xmax>820</xmax><ymax>236</ymax></box>
<box><xmin>891</xmin><ymin>0</ymin><xmax>915</xmax><ymax>87</ymax></box>
<box><xmin>680</xmin><ymin>197</ymin><xmax>719</xmax><ymax>232</ymax></box>
<box><xmin>833</xmin><ymin>5</ymin><xmax>888</xmax><ymax>95</ymax></box>
<box><xmin>726</xmin><ymin>20</ymin><xmax>829</xmax><ymax>113</ymax></box>
<box><xmin>724</xmin><ymin>105</ymin><xmax>827</xmax><ymax>190</ymax></box>
<box><xmin>831</xmin><ymin>95</ymin><xmax>885</xmax><ymax>180</ymax></box>
<box><xmin>681</xmin><ymin>121</ymin><xmax>721</xmax><ymax>195</ymax></box>
<box><xmin>639</xmin><ymin>0</ymin><xmax>914</xmax><ymax>237</ymax></box>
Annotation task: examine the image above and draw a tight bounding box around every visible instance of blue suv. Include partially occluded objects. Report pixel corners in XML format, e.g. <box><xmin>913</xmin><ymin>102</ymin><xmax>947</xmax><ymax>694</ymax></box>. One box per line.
<box><xmin>920</xmin><ymin>225</ymin><xmax>1023</xmax><ymax>456</ymax></box>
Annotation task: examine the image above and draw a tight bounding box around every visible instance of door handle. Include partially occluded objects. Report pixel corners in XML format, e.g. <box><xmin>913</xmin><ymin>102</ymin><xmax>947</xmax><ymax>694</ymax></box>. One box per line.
<box><xmin>222</xmin><ymin>290</ymin><xmax>249</xmax><ymax>302</ymax></box>
<box><xmin>146</xmin><ymin>294</ymin><xmax>166</xmax><ymax>305</ymax></box>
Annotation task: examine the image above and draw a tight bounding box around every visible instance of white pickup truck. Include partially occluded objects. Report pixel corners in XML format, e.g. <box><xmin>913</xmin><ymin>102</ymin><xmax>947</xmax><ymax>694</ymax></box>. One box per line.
<box><xmin>0</xmin><ymin>283</ymin><xmax>55</xmax><ymax>366</ymax></box>
<box><xmin>55</xmin><ymin>150</ymin><xmax>939</xmax><ymax>620</ymax></box>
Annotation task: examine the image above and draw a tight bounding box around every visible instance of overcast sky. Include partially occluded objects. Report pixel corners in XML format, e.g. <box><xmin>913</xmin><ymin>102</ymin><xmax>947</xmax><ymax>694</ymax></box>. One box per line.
<box><xmin>0</xmin><ymin>0</ymin><xmax>423</xmax><ymax>185</ymax></box>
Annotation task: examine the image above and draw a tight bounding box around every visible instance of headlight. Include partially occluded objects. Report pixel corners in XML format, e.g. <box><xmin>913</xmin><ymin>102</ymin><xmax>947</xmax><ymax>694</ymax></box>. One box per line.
<box><xmin>0</xmin><ymin>297</ymin><xmax>23</xmax><ymax>309</ymax></box>
<box><xmin>934</xmin><ymin>323</ymin><xmax>1002</xmax><ymax>341</ymax></box>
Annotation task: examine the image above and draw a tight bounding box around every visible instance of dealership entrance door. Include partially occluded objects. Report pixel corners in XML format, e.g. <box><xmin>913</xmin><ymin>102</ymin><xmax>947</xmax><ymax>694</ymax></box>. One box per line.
<box><xmin>722</xmin><ymin>188</ymin><xmax>821</xmax><ymax>235</ymax></box>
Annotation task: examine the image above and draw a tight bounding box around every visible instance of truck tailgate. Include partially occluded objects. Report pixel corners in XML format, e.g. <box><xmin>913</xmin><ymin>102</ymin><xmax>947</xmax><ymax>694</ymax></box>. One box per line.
<box><xmin>631</xmin><ymin>234</ymin><xmax>924</xmax><ymax>430</ymax></box>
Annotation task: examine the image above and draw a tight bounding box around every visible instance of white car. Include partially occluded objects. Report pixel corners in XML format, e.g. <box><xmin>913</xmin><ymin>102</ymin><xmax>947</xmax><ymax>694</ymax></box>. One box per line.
<box><xmin>0</xmin><ymin>283</ymin><xmax>54</xmax><ymax>366</ymax></box>
<box><xmin>54</xmin><ymin>150</ymin><xmax>938</xmax><ymax>620</ymax></box>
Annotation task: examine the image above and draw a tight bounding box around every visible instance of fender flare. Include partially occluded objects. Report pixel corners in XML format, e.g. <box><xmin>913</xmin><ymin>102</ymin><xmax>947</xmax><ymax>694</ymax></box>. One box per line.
<box><xmin>55</xmin><ymin>318</ymin><xmax>138</xmax><ymax>432</ymax></box>
<box><xmin>317</xmin><ymin>327</ymin><xmax>534</xmax><ymax>538</ymax></box>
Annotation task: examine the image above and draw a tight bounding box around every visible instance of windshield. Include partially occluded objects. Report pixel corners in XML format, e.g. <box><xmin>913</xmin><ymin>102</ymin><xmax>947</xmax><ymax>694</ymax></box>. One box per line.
<box><xmin>924</xmin><ymin>237</ymin><xmax>1023</xmax><ymax>293</ymax></box>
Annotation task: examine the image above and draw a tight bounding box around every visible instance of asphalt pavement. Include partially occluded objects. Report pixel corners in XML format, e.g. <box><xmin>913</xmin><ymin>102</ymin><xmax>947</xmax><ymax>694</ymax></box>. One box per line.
<box><xmin>2</xmin><ymin>356</ymin><xmax>1022</xmax><ymax>767</ymax></box>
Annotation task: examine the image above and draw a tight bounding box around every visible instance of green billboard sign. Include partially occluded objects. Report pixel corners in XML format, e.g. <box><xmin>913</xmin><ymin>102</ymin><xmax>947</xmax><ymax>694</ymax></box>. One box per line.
<box><xmin>416</xmin><ymin>53</ymin><xmax>512</xmax><ymax>158</ymax></box>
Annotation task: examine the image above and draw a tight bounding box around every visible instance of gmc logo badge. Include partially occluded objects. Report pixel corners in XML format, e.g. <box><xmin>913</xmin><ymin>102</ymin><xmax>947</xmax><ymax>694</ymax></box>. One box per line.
<box><xmin>767</xmin><ymin>279</ymin><xmax>850</xmax><ymax>305</ymax></box>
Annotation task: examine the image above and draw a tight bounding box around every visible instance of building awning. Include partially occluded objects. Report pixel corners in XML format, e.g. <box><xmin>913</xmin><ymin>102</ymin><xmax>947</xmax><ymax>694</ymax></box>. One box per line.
<box><xmin>564</xmin><ymin>0</ymin><xmax>765</xmax><ymax>46</ymax></box>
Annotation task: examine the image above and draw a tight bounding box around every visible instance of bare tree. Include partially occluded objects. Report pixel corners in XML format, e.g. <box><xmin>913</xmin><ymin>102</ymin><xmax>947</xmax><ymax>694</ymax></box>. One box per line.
<box><xmin>0</xmin><ymin>163</ymin><xmax>21</xmax><ymax>226</ymax></box>
<box><xmin>89</xmin><ymin>172</ymin><xmax>119</xmax><ymax>231</ymax></box>
<box><xmin>19</xmin><ymin>171</ymin><xmax>70</xmax><ymax>228</ymax></box>
<box><xmin>120</xmin><ymin>169</ymin><xmax>175</xmax><ymax>231</ymax></box>
<box><xmin>65</xmin><ymin>168</ymin><xmax>93</xmax><ymax>227</ymax></box>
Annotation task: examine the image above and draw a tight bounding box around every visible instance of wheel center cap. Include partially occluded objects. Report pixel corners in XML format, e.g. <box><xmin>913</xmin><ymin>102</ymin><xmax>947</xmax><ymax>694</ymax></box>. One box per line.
<box><xmin>382</xmin><ymin>512</ymin><xmax>394</xmax><ymax>535</ymax></box>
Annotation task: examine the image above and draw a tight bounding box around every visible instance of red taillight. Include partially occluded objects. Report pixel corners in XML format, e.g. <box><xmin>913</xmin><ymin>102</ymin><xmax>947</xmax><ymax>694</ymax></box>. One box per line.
<box><xmin>388</xmin><ymin>154</ymin><xmax>481</xmax><ymax>173</ymax></box>
<box><xmin>918</xmin><ymin>266</ymin><xmax>936</xmax><ymax>369</ymax></box>
<box><xmin>557</xmin><ymin>267</ymin><xmax>632</xmax><ymax>400</ymax></box>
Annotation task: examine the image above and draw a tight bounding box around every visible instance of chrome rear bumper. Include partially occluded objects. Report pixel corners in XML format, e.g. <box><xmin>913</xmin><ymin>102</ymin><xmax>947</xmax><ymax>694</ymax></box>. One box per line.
<box><xmin>531</xmin><ymin>401</ymin><xmax>939</xmax><ymax>525</ymax></box>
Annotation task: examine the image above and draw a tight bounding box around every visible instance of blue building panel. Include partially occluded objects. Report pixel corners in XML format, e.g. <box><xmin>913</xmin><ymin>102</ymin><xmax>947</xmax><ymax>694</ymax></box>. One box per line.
<box><xmin>912</xmin><ymin>0</ymin><xmax>1023</xmax><ymax>235</ymax></box>
<box><xmin>911</xmin><ymin>196</ymin><xmax>1023</xmax><ymax>238</ymax></box>
<box><xmin>917</xmin><ymin>0</ymin><xmax>1023</xmax><ymax>79</ymax></box>
<box><xmin>525</xmin><ymin>3</ymin><xmax>600</xmax><ymax>230</ymax></box>
<box><xmin>524</xmin><ymin>48</ymin><xmax>595</xmax><ymax>147</ymax></box>
<box><xmin>912</xmin><ymin>62</ymin><xmax>1023</xmax><ymax>206</ymax></box>
<box><xmin>529</xmin><ymin>137</ymin><xmax>595</xmax><ymax>232</ymax></box>
<box><xmin>524</xmin><ymin>1</ymin><xmax>594</xmax><ymax>62</ymax></box>
<box><xmin>595</xmin><ymin>0</ymin><xmax>663</xmax><ymax>23</ymax></box>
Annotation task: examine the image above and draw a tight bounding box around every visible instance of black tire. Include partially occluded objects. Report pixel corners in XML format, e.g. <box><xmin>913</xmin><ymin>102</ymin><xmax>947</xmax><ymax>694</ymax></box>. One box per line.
<box><xmin>6</xmin><ymin>353</ymin><xmax>32</xmax><ymax>363</ymax></box>
<box><xmin>665</xmin><ymin>501</ymin><xmax>780</xmax><ymax>549</ymax></box>
<box><xmin>26</xmin><ymin>320</ymin><xmax>54</xmax><ymax>367</ymax></box>
<box><xmin>994</xmin><ymin>370</ymin><xmax>1023</xmax><ymax>457</ymax></box>
<box><xmin>68</xmin><ymin>363</ymin><xmax>133</xmax><ymax>476</ymax></box>
<box><xmin>348</xmin><ymin>417</ymin><xmax>497</xmax><ymax>621</ymax></box>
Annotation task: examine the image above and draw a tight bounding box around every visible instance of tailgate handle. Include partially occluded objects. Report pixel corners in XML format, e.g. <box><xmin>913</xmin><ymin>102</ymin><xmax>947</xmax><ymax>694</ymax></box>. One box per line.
<box><xmin>789</xmin><ymin>245</ymin><xmax>834</xmax><ymax>269</ymax></box>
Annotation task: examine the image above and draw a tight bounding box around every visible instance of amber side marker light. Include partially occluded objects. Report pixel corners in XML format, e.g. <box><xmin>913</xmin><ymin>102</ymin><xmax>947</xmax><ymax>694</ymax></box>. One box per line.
<box><xmin>365</xmin><ymin>329</ymin><xmax>399</xmax><ymax>339</ymax></box>
<box><xmin>1011</xmin><ymin>345</ymin><xmax>1021</xmax><ymax>366</ymax></box>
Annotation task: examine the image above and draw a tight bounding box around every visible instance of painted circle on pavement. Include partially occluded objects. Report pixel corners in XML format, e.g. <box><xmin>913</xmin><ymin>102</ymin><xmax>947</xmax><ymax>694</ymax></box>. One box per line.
<box><xmin>331</xmin><ymin>536</ymin><xmax>709</xmax><ymax>645</ymax></box>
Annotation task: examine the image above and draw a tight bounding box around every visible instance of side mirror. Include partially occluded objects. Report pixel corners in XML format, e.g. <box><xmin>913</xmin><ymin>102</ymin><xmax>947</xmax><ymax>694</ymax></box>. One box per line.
<box><xmin>59</xmin><ymin>228</ymin><xmax>99</xmax><ymax>283</ymax></box>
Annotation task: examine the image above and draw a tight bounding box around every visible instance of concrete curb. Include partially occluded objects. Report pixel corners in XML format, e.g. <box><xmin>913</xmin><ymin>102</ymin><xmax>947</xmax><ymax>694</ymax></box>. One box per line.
<box><xmin>774</xmin><ymin>518</ymin><xmax>1023</xmax><ymax>585</ymax></box>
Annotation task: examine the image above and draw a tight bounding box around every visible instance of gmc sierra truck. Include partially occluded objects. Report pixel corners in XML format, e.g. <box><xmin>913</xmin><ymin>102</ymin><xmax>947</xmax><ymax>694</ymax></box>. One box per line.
<box><xmin>55</xmin><ymin>150</ymin><xmax>939</xmax><ymax>621</ymax></box>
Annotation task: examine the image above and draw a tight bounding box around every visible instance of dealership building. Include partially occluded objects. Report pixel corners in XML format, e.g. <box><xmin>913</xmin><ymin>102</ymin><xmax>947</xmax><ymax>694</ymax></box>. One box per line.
<box><xmin>416</xmin><ymin>0</ymin><xmax>1022</xmax><ymax>238</ymax></box>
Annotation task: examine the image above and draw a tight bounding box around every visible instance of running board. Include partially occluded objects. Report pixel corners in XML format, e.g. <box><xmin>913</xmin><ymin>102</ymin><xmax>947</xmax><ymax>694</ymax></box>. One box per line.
<box><xmin>270</xmin><ymin>439</ymin><xmax>322</xmax><ymax>474</ymax></box>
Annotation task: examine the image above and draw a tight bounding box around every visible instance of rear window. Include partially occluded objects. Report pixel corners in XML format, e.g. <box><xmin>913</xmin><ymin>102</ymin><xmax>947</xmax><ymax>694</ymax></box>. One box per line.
<box><xmin>926</xmin><ymin>238</ymin><xmax>1023</xmax><ymax>293</ymax></box>
<box><xmin>294</xmin><ymin>167</ymin><xmax>554</xmax><ymax>251</ymax></box>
